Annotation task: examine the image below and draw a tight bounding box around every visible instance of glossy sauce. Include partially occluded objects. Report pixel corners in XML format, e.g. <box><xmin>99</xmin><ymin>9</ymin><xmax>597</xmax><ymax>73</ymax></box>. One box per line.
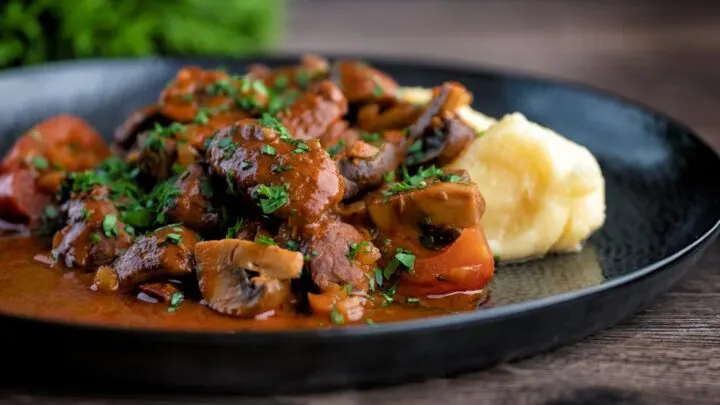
<box><xmin>0</xmin><ymin>236</ymin><xmax>484</xmax><ymax>331</ymax></box>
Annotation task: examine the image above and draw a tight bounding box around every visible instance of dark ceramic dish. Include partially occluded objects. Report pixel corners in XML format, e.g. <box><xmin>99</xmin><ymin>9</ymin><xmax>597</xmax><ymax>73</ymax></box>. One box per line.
<box><xmin>0</xmin><ymin>56</ymin><xmax>718</xmax><ymax>395</ymax></box>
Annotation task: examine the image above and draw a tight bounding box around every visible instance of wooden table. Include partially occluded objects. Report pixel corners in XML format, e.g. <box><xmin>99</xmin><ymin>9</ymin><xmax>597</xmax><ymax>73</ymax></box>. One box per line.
<box><xmin>4</xmin><ymin>1</ymin><xmax>719</xmax><ymax>404</ymax></box>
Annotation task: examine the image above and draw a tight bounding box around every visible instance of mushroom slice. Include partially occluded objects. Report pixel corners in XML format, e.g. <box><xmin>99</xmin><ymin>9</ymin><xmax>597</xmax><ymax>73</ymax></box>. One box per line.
<box><xmin>366</xmin><ymin>179</ymin><xmax>485</xmax><ymax>237</ymax></box>
<box><xmin>195</xmin><ymin>239</ymin><xmax>303</xmax><ymax>317</ymax></box>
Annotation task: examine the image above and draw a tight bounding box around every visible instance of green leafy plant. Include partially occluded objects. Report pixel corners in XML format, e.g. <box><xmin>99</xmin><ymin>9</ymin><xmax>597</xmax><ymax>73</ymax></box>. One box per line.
<box><xmin>0</xmin><ymin>0</ymin><xmax>284</xmax><ymax>68</ymax></box>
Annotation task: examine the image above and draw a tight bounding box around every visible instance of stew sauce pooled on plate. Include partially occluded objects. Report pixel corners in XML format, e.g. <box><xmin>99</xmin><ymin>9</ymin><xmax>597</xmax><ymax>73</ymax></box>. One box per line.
<box><xmin>0</xmin><ymin>55</ymin><xmax>605</xmax><ymax>330</ymax></box>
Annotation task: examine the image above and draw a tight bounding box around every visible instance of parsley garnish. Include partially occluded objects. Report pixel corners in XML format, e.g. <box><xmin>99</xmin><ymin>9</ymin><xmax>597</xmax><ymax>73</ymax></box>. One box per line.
<box><xmin>343</xmin><ymin>284</ymin><xmax>354</xmax><ymax>294</ymax></box>
<box><xmin>80</xmin><ymin>207</ymin><xmax>92</xmax><ymax>221</ymax></box>
<box><xmin>383</xmin><ymin>170</ymin><xmax>396</xmax><ymax>183</ymax></box>
<box><xmin>382</xmin><ymin>165</ymin><xmax>457</xmax><ymax>196</ymax></box>
<box><xmin>31</xmin><ymin>156</ymin><xmax>49</xmax><ymax>170</ymax></box>
<box><xmin>261</xmin><ymin>144</ymin><xmax>277</xmax><ymax>156</ymax></box>
<box><xmin>102</xmin><ymin>214</ymin><xmax>119</xmax><ymax>237</ymax></box>
<box><xmin>406</xmin><ymin>297</ymin><xmax>420</xmax><ymax>303</ymax></box>
<box><xmin>44</xmin><ymin>205</ymin><xmax>58</xmax><ymax>219</ymax></box>
<box><xmin>292</xmin><ymin>143</ymin><xmax>311</xmax><ymax>154</ymax></box>
<box><xmin>327</xmin><ymin>140</ymin><xmax>346</xmax><ymax>158</ymax></box>
<box><xmin>89</xmin><ymin>232</ymin><xmax>102</xmax><ymax>244</ymax></box>
<box><xmin>346</xmin><ymin>241</ymin><xmax>369</xmax><ymax>262</ymax></box>
<box><xmin>206</xmin><ymin>79</ymin><xmax>236</xmax><ymax>96</ymax></box>
<box><xmin>372</xmin><ymin>86</ymin><xmax>383</xmax><ymax>97</ymax></box>
<box><xmin>285</xmin><ymin>239</ymin><xmax>299</xmax><ymax>251</ymax></box>
<box><xmin>194</xmin><ymin>110</ymin><xmax>210</xmax><ymax>125</ymax></box>
<box><xmin>253</xmin><ymin>184</ymin><xmax>289</xmax><ymax>214</ymax></box>
<box><xmin>296</xmin><ymin>69</ymin><xmax>310</xmax><ymax>88</ymax></box>
<box><xmin>168</xmin><ymin>291</ymin><xmax>184</xmax><ymax>312</ymax></box>
<box><xmin>475</xmin><ymin>129</ymin><xmax>486</xmax><ymax>138</ymax></box>
<box><xmin>329</xmin><ymin>307</ymin><xmax>344</xmax><ymax>324</ymax></box>
<box><xmin>225</xmin><ymin>217</ymin><xmax>245</xmax><ymax>238</ymax></box>
<box><xmin>365</xmin><ymin>318</ymin><xmax>376</xmax><ymax>326</ymax></box>
<box><xmin>272</xmin><ymin>164</ymin><xmax>292</xmax><ymax>173</ymax></box>
<box><xmin>274</xmin><ymin>74</ymin><xmax>289</xmax><ymax>90</ymax></box>
<box><xmin>255</xmin><ymin>235</ymin><xmax>277</xmax><ymax>246</ymax></box>
<box><xmin>394</xmin><ymin>248</ymin><xmax>416</xmax><ymax>270</ymax></box>
<box><xmin>165</xmin><ymin>233</ymin><xmax>183</xmax><ymax>244</ymax></box>
<box><xmin>361</xmin><ymin>132</ymin><xmax>382</xmax><ymax>143</ymax></box>
<box><xmin>199</xmin><ymin>178</ymin><xmax>214</xmax><ymax>199</ymax></box>
<box><xmin>241</xmin><ymin>161</ymin><xmax>254</xmax><ymax>170</ymax></box>
<box><xmin>258</xmin><ymin>113</ymin><xmax>291</xmax><ymax>139</ymax></box>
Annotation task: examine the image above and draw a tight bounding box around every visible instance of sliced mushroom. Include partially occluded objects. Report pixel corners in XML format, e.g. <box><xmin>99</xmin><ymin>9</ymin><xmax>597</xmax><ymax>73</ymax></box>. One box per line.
<box><xmin>92</xmin><ymin>225</ymin><xmax>198</xmax><ymax>292</ymax></box>
<box><xmin>356</xmin><ymin>102</ymin><xmax>422</xmax><ymax>133</ymax></box>
<box><xmin>406</xmin><ymin>118</ymin><xmax>477</xmax><ymax>167</ymax></box>
<box><xmin>365</xmin><ymin>177</ymin><xmax>485</xmax><ymax>238</ymax></box>
<box><xmin>340</xmin><ymin>139</ymin><xmax>403</xmax><ymax>199</ymax></box>
<box><xmin>113</xmin><ymin>104</ymin><xmax>173</xmax><ymax>150</ymax></box>
<box><xmin>194</xmin><ymin>239</ymin><xmax>302</xmax><ymax>317</ymax></box>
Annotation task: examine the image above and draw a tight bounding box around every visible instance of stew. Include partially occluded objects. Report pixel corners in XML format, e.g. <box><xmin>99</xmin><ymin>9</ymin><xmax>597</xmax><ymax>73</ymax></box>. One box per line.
<box><xmin>0</xmin><ymin>55</ymin><xmax>495</xmax><ymax>329</ymax></box>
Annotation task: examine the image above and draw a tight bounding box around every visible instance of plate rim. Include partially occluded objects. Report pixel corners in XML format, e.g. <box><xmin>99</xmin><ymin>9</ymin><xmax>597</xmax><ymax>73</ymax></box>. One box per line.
<box><xmin>0</xmin><ymin>54</ymin><xmax>718</xmax><ymax>340</ymax></box>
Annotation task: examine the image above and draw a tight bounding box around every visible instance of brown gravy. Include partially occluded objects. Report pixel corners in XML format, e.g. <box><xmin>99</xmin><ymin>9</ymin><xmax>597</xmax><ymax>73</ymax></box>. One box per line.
<box><xmin>0</xmin><ymin>236</ymin><xmax>482</xmax><ymax>331</ymax></box>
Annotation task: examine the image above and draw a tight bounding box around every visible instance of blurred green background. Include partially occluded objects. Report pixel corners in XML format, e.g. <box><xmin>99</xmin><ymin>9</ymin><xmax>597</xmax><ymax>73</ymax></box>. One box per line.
<box><xmin>0</xmin><ymin>0</ymin><xmax>285</xmax><ymax>69</ymax></box>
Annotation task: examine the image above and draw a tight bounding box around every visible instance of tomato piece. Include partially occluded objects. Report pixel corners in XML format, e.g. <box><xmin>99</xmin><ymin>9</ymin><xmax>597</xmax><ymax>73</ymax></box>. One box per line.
<box><xmin>395</xmin><ymin>227</ymin><xmax>495</xmax><ymax>297</ymax></box>
<box><xmin>1</xmin><ymin>114</ymin><xmax>110</xmax><ymax>193</ymax></box>
<box><xmin>0</xmin><ymin>169</ymin><xmax>51</xmax><ymax>223</ymax></box>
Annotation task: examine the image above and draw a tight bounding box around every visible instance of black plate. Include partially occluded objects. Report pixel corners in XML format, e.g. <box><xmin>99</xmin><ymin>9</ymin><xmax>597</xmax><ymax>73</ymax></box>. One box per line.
<box><xmin>0</xmin><ymin>55</ymin><xmax>718</xmax><ymax>395</ymax></box>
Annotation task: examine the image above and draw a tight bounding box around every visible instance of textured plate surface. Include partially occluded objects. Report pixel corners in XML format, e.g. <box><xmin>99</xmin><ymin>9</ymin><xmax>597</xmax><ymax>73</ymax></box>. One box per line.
<box><xmin>0</xmin><ymin>56</ymin><xmax>718</xmax><ymax>395</ymax></box>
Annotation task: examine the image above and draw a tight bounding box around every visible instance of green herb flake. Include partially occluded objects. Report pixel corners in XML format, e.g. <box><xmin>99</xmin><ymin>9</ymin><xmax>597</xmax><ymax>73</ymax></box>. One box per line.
<box><xmin>255</xmin><ymin>235</ymin><xmax>277</xmax><ymax>246</ymax></box>
<box><xmin>292</xmin><ymin>142</ymin><xmax>311</xmax><ymax>155</ymax></box>
<box><xmin>102</xmin><ymin>214</ymin><xmax>119</xmax><ymax>238</ymax></box>
<box><xmin>225</xmin><ymin>217</ymin><xmax>246</xmax><ymax>239</ymax></box>
<box><xmin>165</xmin><ymin>233</ymin><xmax>183</xmax><ymax>244</ymax></box>
<box><xmin>343</xmin><ymin>284</ymin><xmax>353</xmax><ymax>294</ymax></box>
<box><xmin>493</xmin><ymin>255</ymin><xmax>501</xmax><ymax>263</ymax></box>
<box><xmin>372</xmin><ymin>86</ymin><xmax>383</xmax><ymax>97</ymax></box>
<box><xmin>383</xmin><ymin>170</ymin><xmax>396</xmax><ymax>183</ymax></box>
<box><xmin>329</xmin><ymin>307</ymin><xmax>345</xmax><ymax>325</ymax></box>
<box><xmin>327</xmin><ymin>140</ymin><xmax>346</xmax><ymax>158</ymax></box>
<box><xmin>373</xmin><ymin>268</ymin><xmax>384</xmax><ymax>288</ymax></box>
<box><xmin>31</xmin><ymin>156</ymin><xmax>49</xmax><ymax>170</ymax></box>
<box><xmin>44</xmin><ymin>205</ymin><xmax>58</xmax><ymax>219</ymax></box>
<box><xmin>406</xmin><ymin>297</ymin><xmax>420</xmax><ymax>303</ymax></box>
<box><xmin>261</xmin><ymin>144</ymin><xmax>277</xmax><ymax>156</ymax></box>
<box><xmin>89</xmin><ymin>232</ymin><xmax>102</xmax><ymax>244</ymax></box>
<box><xmin>285</xmin><ymin>239</ymin><xmax>299</xmax><ymax>251</ymax></box>
<box><xmin>365</xmin><ymin>318</ymin><xmax>376</xmax><ymax>326</ymax></box>
<box><xmin>272</xmin><ymin>164</ymin><xmax>292</xmax><ymax>173</ymax></box>
<box><xmin>274</xmin><ymin>74</ymin><xmax>289</xmax><ymax>90</ymax></box>
<box><xmin>258</xmin><ymin>114</ymin><xmax>291</xmax><ymax>139</ymax></box>
<box><xmin>194</xmin><ymin>110</ymin><xmax>210</xmax><ymax>125</ymax></box>
<box><xmin>181</xmin><ymin>93</ymin><xmax>194</xmax><ymax>102</ymax></box>
<box><xmin>199</xmin><ymin>178</ymin><xmax>214</xmax><ymax>199</ymax></box>
<box><xmin>296</xmin><ymin>69</ymin><xmax>310</xmax><ymax>88</ymax></box>
<box><xmin>172</xmin><ymin>226</ymin><xmax>184</xmax><ymax>232</ymax></box>
<box><xmin>394</xmin><ymin>248</ymin><xmax>416</xmax><ymax>271</ymax></box>
<box><xmin>361</xmin><ymin>132</ymin><xmax>382</xmax><ymax>143</ymax></box>
<box><xmin>253</xmin><ymin>184</ymin><xmax>290</xmax><ymax>214</ymax></box>
<box><xmin>168</xmin><ymin>291</ymin><xmax>184</xmax><ymax>313</ymax></box>
<box><xmin>475</xmin><ymin>129</ymin><xmax>486</xmax><ymax>138</ymax></box>
<box><xmin>346</xmin><ymin>241</ymin><xmax>369</xmax><ymax>262</ymax></box>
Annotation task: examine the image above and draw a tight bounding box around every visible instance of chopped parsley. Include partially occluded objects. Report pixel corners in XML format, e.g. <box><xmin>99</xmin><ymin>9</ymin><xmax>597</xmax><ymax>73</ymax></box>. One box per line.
<box><xmin>303</xmin><ymin>251</ymin><xmax>318</xmax><ymax>262</ymax></box>
<box><xmin>255</xmin><ymin>235</ymin><xmax>277</xmax><ymax>246</ymax></box>
<box><xmin>382</xmin><ymin>283</ymin><xmax>399</xmax><ymax>306</ymax></box>
<box><xmin>346</xmin><ymin>241</ymin><xmax>369</xmax><ymax>262</ymax></box>
<box><xmin>285</xmin><ymin>239</ymin><xmax>299</xmax><ymax>251</ymax></box>
<box><xmin>80</xmin><ymin>207</ymin><xmax>92</xmax><ymax>221</ymax></box>
<box><xmin>382</xmin><ymin>165</ymin><xmax>460</xmax><ymax>196</ymax></box>
<box><xmin>365</xmin><ymin>318</ymin><xmax>376</xmax><ymax>326</ymax></box>
<box><xmin>165</xmin><ymin>233</ymin><xmax>183</xmax><ymax>244</ymax></box>
<box><xmin>343</xmin><ymin>284</ymin><xmax>353</xmax><ymax>294</ymax></box>
<box><xmin>327</xmin><ymin>140</ymin><xmax>346</xmax><ymax>158</ymax></box>
<box><xmin>383</xmin><ymin>170</ymin><xmax>396</xmax><ymax>183</ymax></box>
<box><xmin>89</xmin><ymin>232</ymin><xmax>102</xmax><ymax>244</ymax></box>
<box><xmin>475</xmin><ymin>129</ymin><xmax>486</xmax><ymax>138</ymax></box>
<box><xmin>258</xmin><ymin>114</ymin><xmax>291</xmax><ymax>139</ymax></box>
<box><xmin>296</xmin><ymin>69</ymin><xmax>310</xmax><ymax>88</ymax></box>
<box><xmin>372</xmin><ymin>86</ymin><xmax>383</xmax><ymax>97</ymax></box>
<box><xmin>31</xmin><ymin>156</ymin><xmax>49</xmax><ymax>170</ymax></box>
<box><xmin>194</xmin><ymin>110</ymin><xmax>210</xmax><ymax>125</ymax></box>
<box><xmin>329</xmin><ymin>307</ymin><xmax>344</xmax><ymax>325</ymax></box>
<box><xmin>272</xmin><ymin>164</ymin><xmax>292</xmax><ymax>173</ymax></box>
<box><xmin>102</xmin><ymin>214</ymin><xmax>119</xmax><ymax>237</ymax></box>
<box><xmin>261</xmin><ymin>144</ymin><xmax>277</xmax><ymax>156</ymax></box>
<box><xmin>44</xmin><ymin>205</ymin><xmax>58</xmax><ymax>219</ymax></box>
<box><xmin>292</xmin><ymin>142</ymin><xmax>311</xmax><ymax>155</ymax></box>
<box><xmin>167</xmin><ymin>291</ymin><xmax>184</xmax><ymax>312</ymax></box>
<box><xmin>494</xmin><ymin>255</ymin><xmax>501</xmax><ymax>263</ymax></box>
<box><xmin>252</xmin><ymin>184</ymin><xmax>289</xmax><ymax>214</ymax></box>
<box><xmin>206</xmin><ymin>79</ymin><xmax>236</xmax><ymax>96</ymax></box>
<box><xmin>360</xmin><ymin>132</ymin><xmax>382</xmax><ymax>143</ymax></box>
<box><xmin>394</xmin><ymin>248</ymin><xmax>416</xmax><ymax>270</ymax></box>
<box><xmin>225</xmin><ymin>217</ymin><xmax>245</xmax><ymax>238</ymax></box>
<box><xmin>406</xmin><ymin>297</ymin><xmax>420</xmax><ymax>303</ymax></box>
<box><xmin>273</xmin><ymin>74</ymin><xmax>289</xmax><ymax>90</ymax></box>
<box><xmin>199</xmin><ymin>178</ymin><xmax>214</xmax><ymax>199</ymax></box>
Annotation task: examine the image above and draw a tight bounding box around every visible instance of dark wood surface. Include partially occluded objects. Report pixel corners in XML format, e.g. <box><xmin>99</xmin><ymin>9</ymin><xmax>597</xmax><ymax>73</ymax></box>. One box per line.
<box><xmin>3</xmin><ymin>1</ymin><xmax>719</xmax><ymax>404</ymax></box>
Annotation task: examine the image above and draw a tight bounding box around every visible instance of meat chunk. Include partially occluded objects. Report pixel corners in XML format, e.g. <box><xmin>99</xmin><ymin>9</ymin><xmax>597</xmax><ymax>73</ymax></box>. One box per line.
<box><xmin>333</xmin><ymin>60</ymin><xmax>398</xmax><ymax>103</ymax></box>
<box><xmin>308</xmin><ymin>221</ymin><xmax>380</xmax><ymax>291</ymax></box>
<box><xmin>195</xmin><ymin>239</ymin><xmax>302</xmax><ymax>317</ymax></box>
<box><xmin>51</xmin><ymin>187</ymin><xmax>133</xmax><ymax>270</ymax></box>
<box><xmin>205</xmin><ymin>118</ymin><xmax>344</xmax><ymax>233</ymax></box>
<box><xmin>277</xmin><ymin>80</ymin><xmax>348</xmax><ymax>140</ymax></box>
<box><xmin>165</xmin><ymin>164</ymin><xmax>220</xmax><ymax>231</ymax></box>
<box><xmin>92</xmin><ymin>225</ymin><xmax>198</xmax><ymax>291</ymax></box>
<box><xmin>365</xmin><ymin>173</ymin><xmax>484</xmax><ymax>240</ymax></box>
<box><xmin>1</xmin><ymin>114</ymin><xmax>110</xmax><ymax>194</ymax></box>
